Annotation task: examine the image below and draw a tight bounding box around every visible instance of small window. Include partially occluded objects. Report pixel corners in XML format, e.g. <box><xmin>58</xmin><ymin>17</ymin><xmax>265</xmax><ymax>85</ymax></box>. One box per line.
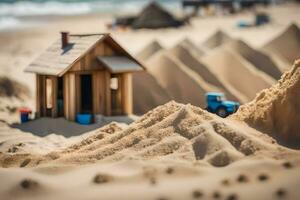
<box><xmin>46</xmin><ymin>78</ymin><xmax>53</xmax><ymax>109</ymax></box>
<box><xmin>110</xmin><ymin>77</ymin><xmax>118</xmax><ymax>90</ymax></box>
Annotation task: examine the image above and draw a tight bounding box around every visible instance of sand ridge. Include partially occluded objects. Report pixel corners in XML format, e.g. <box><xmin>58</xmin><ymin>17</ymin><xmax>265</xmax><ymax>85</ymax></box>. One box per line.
<box><xmin>146</xmin><ymin>50</ymin><xmax>222</xmax><ymax>107</ymax></box>
<box><xmin>168</xmin><ymin>42</ymin><xmax>239</xmax><ymax>101</ymax></box>
<box><xmin>223</xmin><ymin>39</ymin><xmax>282</xmax><ymax>80</ymax></box>
<box><xmin>233</xmin><ymin>59</ymin><xmax>300</xmax><ymax>148</ymax></box>
<box><xmin>202</xmin><ymin>46</ymin><xmax>275</xmax><ymax>103</ymax></box>
<box><xmin>262</xmin><ymin>23</ymin><xmax>300</xmax><ymax>66</ymax></box>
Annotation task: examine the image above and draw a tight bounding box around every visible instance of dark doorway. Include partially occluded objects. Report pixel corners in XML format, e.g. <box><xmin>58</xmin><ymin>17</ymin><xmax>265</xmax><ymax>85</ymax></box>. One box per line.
<box><xmin>57</xmin><ymin>77</ymin><xmax>64</xmax><ymax>117</ymax></box>
<box><xmin>80</xmin><ymin>74</ymin><xmax>93</xmax><ymax>114</ymax></box>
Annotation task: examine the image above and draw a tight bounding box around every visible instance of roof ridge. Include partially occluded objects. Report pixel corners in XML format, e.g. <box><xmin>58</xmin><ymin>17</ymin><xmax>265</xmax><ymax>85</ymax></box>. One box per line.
<box><xmin>69</xmin><ymin>33</ymin><xmax>110</xmax><ymax>37</ymax></box>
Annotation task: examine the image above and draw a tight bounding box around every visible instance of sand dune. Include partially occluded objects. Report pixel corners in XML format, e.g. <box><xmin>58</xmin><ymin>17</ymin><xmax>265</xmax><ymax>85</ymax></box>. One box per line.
<box><xmin>202</xmin><ymin>47</ymin><xmax>275</xmax><ymax>103</ymax></box>
<box><xmin>132</xmin><ymin>72</ymin><xmax>171</xmax><ymax>114</ymax></box>
<box><xmin>146</xmin><ymin>51</ymin><xmax>222</xmax><ymax>107</ymax></box>
<box><xmin>262</xmin><ymin>23</ymin><xmax>300</xmax><ymax>70</ymax></box>
<box><xmin>201</xmin><ymin>30</ymin><xmax>234</xmax><ymax>50</ymax></box>
<box><xmin>233</xmin><ymin>59</ymin><xmax>300</xmax><ymax>148</ymax></box>
<box><xmin>176</xmin><ymin>38</ymin><xmax>205</xmax><ymax>57</ymax></box>
<box><xmin>136</xmin><ymin>40</ymin><xmax>164</xmax><ymax>61</ymax></box>
<box><xmin>0</xmin><ymin>101</ymin><xmax>296</xmax><ymax>168</ymax></box>
<box><xmin>169</xmin><ymin>43</ymin><xmax>239</xmax><ymax>101</ymax></box>
<box><xmin>224</xmin><ymin>39</ymin><xmax>282</xmax><ymax>80</ymax></box>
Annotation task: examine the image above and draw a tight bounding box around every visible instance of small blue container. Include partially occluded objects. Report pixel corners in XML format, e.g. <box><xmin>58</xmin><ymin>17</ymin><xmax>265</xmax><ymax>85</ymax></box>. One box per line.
<box><xmin>76</xmin><ymin>114</ymin><xmax>92</xmax><ymax>125</ymax></box>
<box><xmin>20</xmin><ymin>113</ymin><xmax>29</xmax><ymax>123</ymax></box>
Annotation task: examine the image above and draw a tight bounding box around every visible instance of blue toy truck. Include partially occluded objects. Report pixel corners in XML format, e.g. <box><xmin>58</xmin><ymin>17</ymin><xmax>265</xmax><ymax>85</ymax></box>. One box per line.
<box><xmin>205</xmin><ymin>92</ymin><xmax>240</xmax><ymax>118</ymax></box>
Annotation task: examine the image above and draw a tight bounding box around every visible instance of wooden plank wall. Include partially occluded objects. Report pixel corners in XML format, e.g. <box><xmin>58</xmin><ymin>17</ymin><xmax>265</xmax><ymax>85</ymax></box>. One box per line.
<box><xmin>75</xmin><ymin>74</ymin><xmax>81</xmax><ymax>115</ymax></box>
<box><xmin>104</xmin><ymin>71</ymin><xmax>111</xmax><ymax>116</ymax></box>
<box><xmin>51</xmin><ymin>76</ymin><xmax>58</xmax><ymax>118</ymax></box>
<box><xmin>36</xmin><ymin>74</ymin><xmax>46</xmax><ymax>118</ymax></box>
<box><xmin>63</xmin><ymin>73</ymin><xmax>76</xmax><ymax>121</ymax></box>
<box><xmin>69</xmin><ymin>42</ymin><xmax>115</xmax><ymax>73</ymax></box>
<box><xmin>121</xmin><ymin>73</ymin><xmax>133</xmax><ymax>115</ymax></box>
<box><xmin>92</xmin><ymin>71</ymin><xmax>107</xmax><ymax>115</ymax></box>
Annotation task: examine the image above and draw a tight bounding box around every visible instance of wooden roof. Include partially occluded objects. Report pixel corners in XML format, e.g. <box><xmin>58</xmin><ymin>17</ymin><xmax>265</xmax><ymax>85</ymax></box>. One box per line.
<box><xmin>25</xmin><ymin>33</ymin><xmax>144</xmax><ymax>76</ymax></box>
<box><xmin>97</xmin><ymin>56</ymin><xmax>143</xmax><ymax>73</ymax></box>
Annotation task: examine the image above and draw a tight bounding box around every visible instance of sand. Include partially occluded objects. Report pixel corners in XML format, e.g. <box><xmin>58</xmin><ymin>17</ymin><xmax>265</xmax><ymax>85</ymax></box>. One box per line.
<box><xmin>262</xmin><ymin>23</ymin><xmax>300</xmax><ymax>67</ymax></box>
<box><xmin>233</xmin><ymin>59</ymin><xmax>300</xmax><ymax>148</ymax></box>
<box><xmin>132</xmin><ymin>71</ymin><xmax>171</xmax><ymax>114</ymax></box>
<box><xmin>202</xmin><ymin>46</ymin><xmax>275</xmax><ymax>103</ymax></box>
<box><xmin>146</xmin><ymin>50</ymin><xmax>222</xmax><ymax>107</ymax></box>
<box><xmin>201</xmin><ymin>30</ymin><xmax>234</xmax><ymax>50</ymax></box>
<box><xmin>224</xmin><ymin>39</ymin><xmax>283</xmax><ymax>80</ymax></box>
<box><xmin>136</xmin><ymin>40</ymin><xmax>164</xmax><ymax>61</ymax></box>
<box><xmin>168</xmin><ymin>42</ymin><xmax>239</xmax><ymax>101</ymax></box>
<box><xmin>175</xmin><ymin>38</ymin><xmax>205</xmax><ymax>57</ymax></box>
<box><xmin>0</xmin><ymin>96</ymin><xmax>300</xmax><ymax>199</ymax></box>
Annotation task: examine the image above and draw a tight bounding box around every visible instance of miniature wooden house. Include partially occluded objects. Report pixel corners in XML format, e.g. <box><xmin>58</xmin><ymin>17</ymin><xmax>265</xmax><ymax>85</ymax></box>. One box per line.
<box><xmin>25</xmin><ymin>32</ymin><xmax>144</xmax><ymax>121</ymax></box>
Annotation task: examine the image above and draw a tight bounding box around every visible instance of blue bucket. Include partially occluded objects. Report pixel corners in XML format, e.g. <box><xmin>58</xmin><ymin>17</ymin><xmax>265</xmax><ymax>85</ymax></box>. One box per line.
<box><xmin>76</xmin><ymin>114</ymin><xmax>92</xmax><ymax>125</ymax></box>
<box><xmin>20</xmin><ymin>113</ymin><xmax>29</xmax><ymax>123</ymax></box>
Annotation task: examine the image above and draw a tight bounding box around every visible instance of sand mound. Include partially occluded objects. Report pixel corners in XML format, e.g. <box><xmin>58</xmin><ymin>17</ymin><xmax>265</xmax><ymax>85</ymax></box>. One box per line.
<box><xmin>224</xmin><ymin>39</ymin><xmax>282</xmax><ymax>80</ymax></box>
<box><xmin>233</xmin><ymin>60</ymin><xmax>300</xmax><ymax>148</ymax></box>
<box><xmin>131</xmin><ymin>2</ymin><xmax>183</xmax><ymax>29</ymax></box>
<box><xmin>176</xmin><ymin>38</ymin><xmax>205</xmax><ymax>57</ymax></box>
<box><xmin>202</xmin><ymin>47</ymin><xmax>275</xmax><ymax>103</ymax></box>
<box><xmin>0</xmin><ymin>76</ymin><xmax>29</xmax><ymax>99</ymax></box>
<box><xmin>169</xmin><ymin>43</ymin><xmax>238</xmax><ymax>101</ymax></box>
<box><xmin>0</xmin><ymin>121</ymin><xmax>127</xmax><ymax>155</ymax></box>
<box><xmin>262</xmin><ymin>23</ymin><xmax>300</xmax><ymax>65</ymax></box>
<box><xmin>146</xmin><ymin>51</ymin><xmax>221</xmax><ymax>107</ymax></box>
<box><xmin>132</xmin><ymin>72</ymin><xmax>171</xmax><ymax>114</ymax></box>
<box><xmin>136</xmin><ymin>40</ymin><xmax>164</xmax><ymax>61</ymax></box>
<box><xmin>1</xmin><ymin>101</ymin><xmax>294</xmax><ymax>168</ymax></box>
<box><xmin>201</xmin><ymin>30</ymin><xmax>234</xmax><ymax>50</ymax></box>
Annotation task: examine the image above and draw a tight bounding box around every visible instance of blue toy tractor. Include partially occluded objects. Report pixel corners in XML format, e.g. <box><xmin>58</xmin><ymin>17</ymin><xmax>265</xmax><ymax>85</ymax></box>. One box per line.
<box><xmin>205</xmin><ymin>92</ymin><xmax>240</xmax><ymax>118</ymax></box>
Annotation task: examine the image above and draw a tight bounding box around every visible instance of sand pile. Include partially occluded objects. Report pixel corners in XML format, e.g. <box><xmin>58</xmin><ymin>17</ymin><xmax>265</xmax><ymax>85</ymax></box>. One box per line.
<box><xmin>136</xmin><ymin>40</ymin><xmax>164</xmax><ymax>61</ymax></box>
<box><xmin>169</xmin><ymin>43</ymin><xmax>238</xmax><ymax>101</ymax></box>
<box><xmin>233</xmin><ymin>60</ymin><xmax>300</xmax><ymax>148</ymax></box>
<box><xmin>0</xmin><ymin>121</ymin><xmax>127</xmax><ymax>155</ymax></box>
<box><xmin>132</xmin><ymin>72</ymin><xmax>171</xmax><ymax>114</ymax></box>
<box><xmin>176</xmin><ymin>38</ymin><xmax>205</xmax><ymax>57</ymax></box>
<box><xmin>262</xmin><ymin>23</ymin><xmax>300</xmax><ymax>66</ymax></box>
<box><xmin>131</xmin><ymin>2</ymin><xmax>183</xmax><ymax>29</ymax></box>
<box><xmin>0</xmin><ymin>76</ymin><xmax>31</xmax><ymax>122</ymax></box>
<box><xmin>201</xmin><ymin>30</ymin><xmax>234</xmax><ymax>50</ymax></box>
<box><xmin>1</xmin><ymin>101</ymin><xmax>295</xmax><ymax>168</ymax></box>
<box><xmin>202</xmin><ymin>47</ymin><xmax>275</xmax><ymax>103</ymax></box>
<box><xmin>224</xmin><ymin>39</ymin><xmax>282</xmax><ymax>80</ymax></box>
<box><xmin>146</xmin><ymin>51</ymin><xmax>221</xmax><ymax>107</ymax></box>
<box><xmin>0</xmin><ymin>76</ymin><xmax>30</xmax><ymax>100</ymax></box>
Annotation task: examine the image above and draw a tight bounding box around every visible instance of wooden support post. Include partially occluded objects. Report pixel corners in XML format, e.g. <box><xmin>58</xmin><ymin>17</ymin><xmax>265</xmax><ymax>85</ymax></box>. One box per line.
<box><xmin>104</xmin><ymin>71</ymin><xmax>111</xmax><ymax>116</ymax></box>
<box><xmin>68</xmin><ymin>73</ymin><xmax>76</xmax><ymax>121</ymax></box>
<box><xmin>75</xmin><ymin>74</ymin><xmax>81</xmax><ymax>115</ymax></box>
<box><xmin>63</xmin><ymin>74</ymin><xmax>69</xmax><ymax>120</ymax></box>
<box><xmin>51</xmin><ymin>76</ymin><xmax>58</xmax><ymax>118</ymax></box>
<box><xmin>35</xmin><ymin>74</ymin><xmax>41</xmax><ymax>118</ymax></box>
<box><xmin>121</xmin><ymin>73</ymin><xmax>133</xmax><ymax>115</ymax></box>
<box><xmin>41</xmin><ymin>75</ymin><xmax>47</xmax><ymax>117</ymax></box>
<box><xmin>63</xmin><ymin>73</ymin><xmax>76</xmax><ymax>121</ymax></box>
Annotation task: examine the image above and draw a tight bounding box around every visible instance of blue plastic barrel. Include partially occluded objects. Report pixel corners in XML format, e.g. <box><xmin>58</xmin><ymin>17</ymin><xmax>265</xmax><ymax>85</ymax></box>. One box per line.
<box><xmin>20</xmin><ymin>113</ymin><xmax>29</xmax><ymax>123</ymax></box>
<box><xmin>76</xmin><ymin>114</ymin><xmax>92</xmax><ymax>125</ymax></box>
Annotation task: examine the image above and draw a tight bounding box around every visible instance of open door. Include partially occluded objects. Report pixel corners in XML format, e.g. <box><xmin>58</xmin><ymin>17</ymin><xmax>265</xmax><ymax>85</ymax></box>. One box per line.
<box><xmin>57</xmin><ymin>77</ymin><xmax>64</xmax><ymax>117</ymax></box>
<box><xmin>80</xmin><ymin>74</ymin><xmax>93</xmax><ymax>114</ymax></box>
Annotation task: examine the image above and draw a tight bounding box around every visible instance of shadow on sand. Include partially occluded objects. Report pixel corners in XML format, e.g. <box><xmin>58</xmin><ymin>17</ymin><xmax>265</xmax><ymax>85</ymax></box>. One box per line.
<box><xmin>11</xmin><ymin>116</ymin><xmax>136</xmax><ymax>137</ymax></box>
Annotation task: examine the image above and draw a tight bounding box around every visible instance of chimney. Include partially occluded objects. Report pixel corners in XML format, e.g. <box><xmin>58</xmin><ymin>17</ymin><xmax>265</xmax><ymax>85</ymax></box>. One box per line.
<box><xmin>61</xmin><ymin>31</ymin><xmax>69</xmax><ymax>49</ymax></box>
